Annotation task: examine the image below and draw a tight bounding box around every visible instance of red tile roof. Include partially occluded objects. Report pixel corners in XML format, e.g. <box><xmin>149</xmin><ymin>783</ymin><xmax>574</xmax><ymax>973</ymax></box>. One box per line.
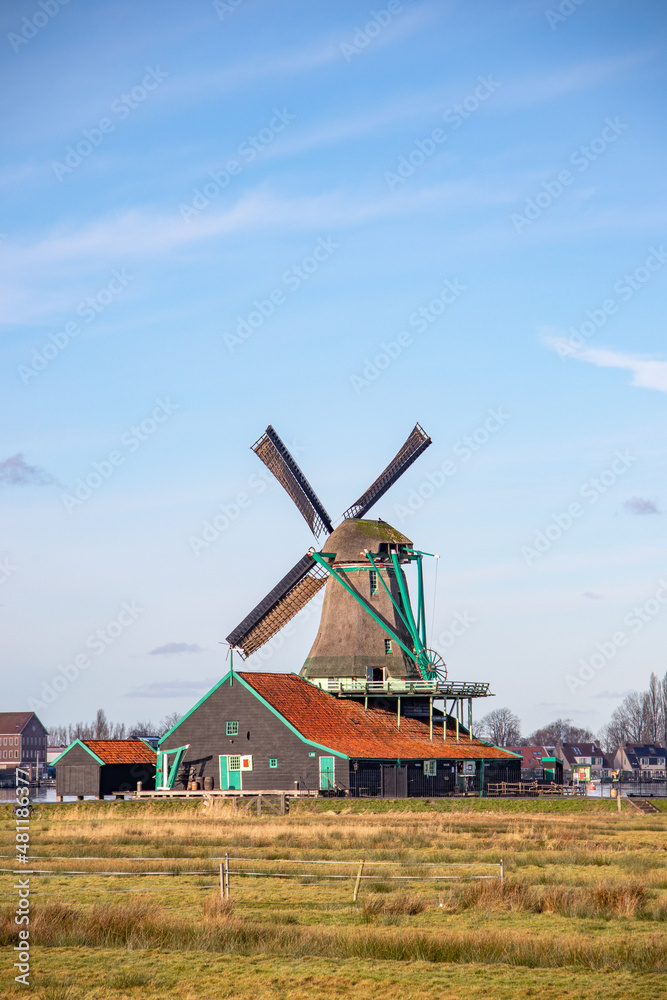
<box><xmin>82</xmin><ymin>740</ymin><xmax>156</xmax><ymax>764</ymax></box>
<box><xmin>240</xmin><ymin>672</ymin><xmax>518</xmax><ymax>760</ymax></box>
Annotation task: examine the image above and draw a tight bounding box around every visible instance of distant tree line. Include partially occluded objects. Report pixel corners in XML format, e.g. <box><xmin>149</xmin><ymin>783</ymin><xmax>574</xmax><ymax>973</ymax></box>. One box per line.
<box><xmin>47</xmin><ymin>708</ymin><xmax>182</xmax><ymax>746</ymax></box>
<box><xmin>476</xmin><ymin>670</ymin><xmax>667</xmax><ymax>750</ymax></box>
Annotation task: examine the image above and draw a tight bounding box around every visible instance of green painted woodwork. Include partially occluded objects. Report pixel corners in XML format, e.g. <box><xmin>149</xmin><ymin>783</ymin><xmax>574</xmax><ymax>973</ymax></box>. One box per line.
<box><xmin>319</xmin><ymin>756</ymin><xmax>335</xmax><ymax>791</ymax></box>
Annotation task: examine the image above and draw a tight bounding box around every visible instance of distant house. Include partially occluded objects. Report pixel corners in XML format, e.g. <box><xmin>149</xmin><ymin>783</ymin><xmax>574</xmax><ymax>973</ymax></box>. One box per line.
<box><xmin>555</xmin><ymin>743</ymin><xmax>611</xmax><ymax>783</ymax></box>
<box><xmin>614</xmin><ymin>744</ymin><xmax>667</xmax><ymax>779</ymax></box>
<box><xmin>0</xmin><ymin>712</ymin><xmax>48</xmax><ymax>778</ymax></box>
<box><xmin>504</xmin><ymin>746</ymin><xmax>563</xmax><ymax>784</ymax></box>
<box><xmin>54</xmin><ymin>740</ymin><xmax>156</xmax><ymax>799</ymax></box>
<box><xmin>158</xmin><ymin>670</ymin><xmax>521</xmax><ymax>797</ymax></box>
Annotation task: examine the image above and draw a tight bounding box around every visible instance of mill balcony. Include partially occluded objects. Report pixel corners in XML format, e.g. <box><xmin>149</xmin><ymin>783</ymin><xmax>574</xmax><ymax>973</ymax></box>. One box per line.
<box><xmin>307</xmin><ymin>677</ymin><xmax>493</xmax><ymax>699</ymax></box>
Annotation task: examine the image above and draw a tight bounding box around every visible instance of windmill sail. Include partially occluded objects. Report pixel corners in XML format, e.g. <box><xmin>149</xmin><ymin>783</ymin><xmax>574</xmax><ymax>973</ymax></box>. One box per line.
<box><xmin>226</xmin><ymin>554</ymin><xmax>328</xmax><ymax>658</ymax></box>
<box><xmin>252</xmin><ymin>425</ymin><xmax>334</xmax><ymax>538</ymax></box>
<box><xmin>342</xmin><ymin>423</ymin><xmax>432</xmax><ymax>519</ymax></box>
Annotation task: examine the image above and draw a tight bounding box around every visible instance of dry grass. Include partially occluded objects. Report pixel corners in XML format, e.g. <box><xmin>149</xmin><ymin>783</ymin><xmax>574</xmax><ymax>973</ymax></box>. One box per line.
<box><xmin>1</xmin><ymin>799</ymin><xmax>666</xmax><ymax>997</ymax></box>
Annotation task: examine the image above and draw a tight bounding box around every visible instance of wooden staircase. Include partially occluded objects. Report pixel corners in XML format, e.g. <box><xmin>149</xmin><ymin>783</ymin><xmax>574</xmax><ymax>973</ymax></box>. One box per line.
<box><xmin>626</xmin><ymin>796</ymin><xmax>660</xmax><ymax>814</ymax></box>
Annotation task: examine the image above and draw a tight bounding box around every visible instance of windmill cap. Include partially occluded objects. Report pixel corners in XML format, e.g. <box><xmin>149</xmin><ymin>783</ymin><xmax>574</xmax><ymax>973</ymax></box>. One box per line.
<box><xmin>327</xmin><ymin>519</ymin><xmax>413</xmax><ymax>562</ymax></box>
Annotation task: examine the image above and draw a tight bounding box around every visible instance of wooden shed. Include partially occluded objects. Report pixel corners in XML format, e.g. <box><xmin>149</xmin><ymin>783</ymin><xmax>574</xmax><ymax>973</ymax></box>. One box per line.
<box><xmin>158</xmin><ymin>670</ymin><xmax>520</xmax><ymax>796</ymax></box>
<box><xmin>54</xmin><ymin>739</ymin><xmax>156</xmax><ymax>799</ymax></box>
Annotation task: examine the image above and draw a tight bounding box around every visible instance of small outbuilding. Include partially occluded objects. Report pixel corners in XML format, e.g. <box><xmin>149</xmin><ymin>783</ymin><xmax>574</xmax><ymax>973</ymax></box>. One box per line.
<box><xmin>54</xmin><ymin>739</ymin><xmax>156</xmax><ymax>799</ymax></box>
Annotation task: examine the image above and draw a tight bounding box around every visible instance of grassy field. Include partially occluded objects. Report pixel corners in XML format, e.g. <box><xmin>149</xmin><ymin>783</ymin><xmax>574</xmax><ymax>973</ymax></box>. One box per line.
<box><xmin>1</xmin><ymin>798</ymin><xmax>666</xmax><ymax>999</ymax></box>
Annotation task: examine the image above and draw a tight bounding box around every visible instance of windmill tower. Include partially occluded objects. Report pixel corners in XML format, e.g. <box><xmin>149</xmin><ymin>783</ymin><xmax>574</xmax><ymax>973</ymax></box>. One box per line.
<box><xmin>226</xmin><ymin>424</ymin><xmax>447</xmax><ymax>690</ymax></box>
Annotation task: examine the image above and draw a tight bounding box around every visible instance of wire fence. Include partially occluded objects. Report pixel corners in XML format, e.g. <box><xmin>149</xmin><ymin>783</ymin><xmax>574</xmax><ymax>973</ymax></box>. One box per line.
<box><xmin>0</xmin><ymin>854</ymin><xmax>504</xmax><ymax>904</ymax></box>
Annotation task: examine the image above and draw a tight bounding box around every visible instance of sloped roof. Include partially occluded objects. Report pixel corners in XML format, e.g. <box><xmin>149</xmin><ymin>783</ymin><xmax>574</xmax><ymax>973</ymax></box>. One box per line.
<box><xmin>240</xmin><ymin>672</ymin><xmax>517</xmax><ymax>760</ymax></box>
<box><xmin>504</xmin><ymin>746</ymin><xmax>554</xmax><ymax>766</ymax></box>
<box><xmin>0</xmin><ymin>712</ymin><xmax>42</xmax><ymax>733</ymax></box>
<box><xmin>81</xmin><ymin>740</ymin><xmax>156</xmax><ymax>764</ymax></box>
<box><xmin>559</xmin><ymin>743</ymin><xmax>611</xmax><ymax>767</ymax></box>
<box><xmin>623</xmin><ymin>744</ymin><xmax>667</xmax><ymax>767</ymax></box>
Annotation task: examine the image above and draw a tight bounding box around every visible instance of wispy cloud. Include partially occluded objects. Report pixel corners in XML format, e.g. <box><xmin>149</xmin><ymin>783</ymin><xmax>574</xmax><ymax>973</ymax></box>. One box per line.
<box><xmin>125</xmin><ymin>677</ymin><xmax>217</xmax><ymax>698</ymax></box>
<box><xmin>546</xmin><ymin>341</ymin><xmax>667</xmax><ymax>394</ymax></box>
<box><xmin>149</xmin><ymin>642</ymin><xmax>204</xmax><ymax>655</ymax></box>
<box><xmin>624</xmin><ymin>497</ymin><xmax>660</xmax><ymax>516</ymax></box>
<box><xmin>583</xmin><ymin>591</ymin><xmax>603</xmax><ymax>600</ymax></box>
<box><xmin>0</xmin><ymin>454</ymin><xmax>57</xmax><ymax>487</ymax></box>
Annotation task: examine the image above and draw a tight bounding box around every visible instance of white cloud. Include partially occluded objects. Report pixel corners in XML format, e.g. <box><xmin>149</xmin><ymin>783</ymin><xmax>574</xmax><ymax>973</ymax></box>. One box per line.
<box><xmin>554</xmin><ymin>344</ymin><xmax>667</xmax><ymax>394</ymax></box>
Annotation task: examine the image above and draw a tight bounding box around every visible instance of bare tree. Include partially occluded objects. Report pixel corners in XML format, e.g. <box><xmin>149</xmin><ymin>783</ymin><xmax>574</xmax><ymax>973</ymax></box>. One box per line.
<box><xmin>159</xmin><ymin>712</ymin><xmax>182</xmax><ymax>735</ymax></box>
<box><xmin>526</xmin><ymin>718</ymin><xmax>595</xmax><ymax>747</ymax></box>
<box><xmin>129</xmin><ymin>719</ymin><xmax>161</xmax><ymax>738</ymax></box>
<box><xmin>476</xmin><ymin>707</ymin><xmax>522</xmax><ymax>746</ymax></box>
<box><xmin>599</xmin><ymin>671</ymin><xmax>667</xmax><ymax>751</ymax></box>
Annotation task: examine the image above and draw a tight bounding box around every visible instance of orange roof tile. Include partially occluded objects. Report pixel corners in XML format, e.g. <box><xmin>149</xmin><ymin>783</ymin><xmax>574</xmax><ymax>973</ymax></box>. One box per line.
<box><xmin>239</xmin><ymin>672</ymin><xmax>517</xmax><ymax>760</ymax></box>
<box><xmin>82</xmin><ymin>740</ymin><xmax>156</xmax><ymax>764</ymax></box>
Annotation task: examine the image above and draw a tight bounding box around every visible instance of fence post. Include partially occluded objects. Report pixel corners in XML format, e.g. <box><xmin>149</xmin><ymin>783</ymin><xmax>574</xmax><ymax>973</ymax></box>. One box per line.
<box><xmin>617</xmin><ymin>790</ymin><xmax>622</xmax><ymax>813</ymax></box>
<box><xmin>353</xmin><ymin>860</ymin><xmax>365</xmax><ymax>902</ymax></box>
<box><xmin>220</xmin><ymin>862</ymin><xmax>224</xmax><ymax>901</ymax></box>
<box><xmin>500</xmin><ymin>858</ymin><xmax>504</xmax><ymax>881</ymax></box>
<box><xmin>224</xmin><ymin>852</ymin><xmax>230</xmax><ymax>899</ymax></box>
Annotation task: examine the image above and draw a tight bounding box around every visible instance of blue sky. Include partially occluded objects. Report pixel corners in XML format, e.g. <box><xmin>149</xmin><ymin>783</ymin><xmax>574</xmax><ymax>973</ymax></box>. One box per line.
<box><xmin>2</xmin><ymin>0</ymin><xmax>666</xmax><ymax>737</ymax></box>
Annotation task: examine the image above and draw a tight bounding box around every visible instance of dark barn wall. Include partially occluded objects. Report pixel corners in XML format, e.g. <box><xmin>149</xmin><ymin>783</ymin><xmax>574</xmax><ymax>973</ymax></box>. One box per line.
<box><xmin>160</xmin><ymin>676</ymin><xmax>348</xmax><ymax>792</ymax></box>
<box><xmin>55</xmin><ymin>744</ymin><xmax>100</xmax><ymax>797</ymax></box>
<box><xmin>99</xmin><ymin>763</ymin><xmax>156</xmax><ymax>795</ymax></box>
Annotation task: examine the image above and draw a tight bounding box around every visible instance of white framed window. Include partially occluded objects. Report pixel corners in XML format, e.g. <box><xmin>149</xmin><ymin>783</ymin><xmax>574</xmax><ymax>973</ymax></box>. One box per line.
<box><xmin>384</xmin><ymin>639</ymin><xmax>392</xmax><ymax>654</ymax></box>
<box><xmin>423</xmin><ymin>760</ymin><xmax>437</xmax><ymax>776</ymax></box>
<box><xmin>228</xmin><ymin>756</ymin><xmax>241</xmax><ymax>771</ymax></box>
<box><xmin>226</xmin><ymin>721</ymin><xmax>239</xmax><ymax>736</ymax></box>
<box><xmin>369</xmin><ymin>571</ymin><xmax>378</xmax><ymax>596</ymax></box>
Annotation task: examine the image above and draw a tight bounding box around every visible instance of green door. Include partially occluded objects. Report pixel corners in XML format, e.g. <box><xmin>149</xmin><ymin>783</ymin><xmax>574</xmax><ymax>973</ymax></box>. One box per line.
<box><xmin>319</xmin><ymin>756</ymin><xmax>335</xmax><ymax>791</ymax></box>
<box><xmin>219</xmin><ymin>755</ymin><xmax>241</xmax><ymax>790</ymax></box>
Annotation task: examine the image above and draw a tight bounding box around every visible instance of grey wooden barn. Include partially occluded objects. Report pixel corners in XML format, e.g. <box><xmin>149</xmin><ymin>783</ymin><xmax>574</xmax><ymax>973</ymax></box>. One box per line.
<box><xmin>54</xmin><ymin>739</ymin><xmax>156</xmax><ymax>798</ymax></box>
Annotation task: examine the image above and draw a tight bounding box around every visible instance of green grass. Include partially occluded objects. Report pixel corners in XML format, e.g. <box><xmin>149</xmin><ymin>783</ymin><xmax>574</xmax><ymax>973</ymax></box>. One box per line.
<box><xmin>0</xmin><ymin>799</ymin><xmax>665</xmax><ymax>998</ymax></box>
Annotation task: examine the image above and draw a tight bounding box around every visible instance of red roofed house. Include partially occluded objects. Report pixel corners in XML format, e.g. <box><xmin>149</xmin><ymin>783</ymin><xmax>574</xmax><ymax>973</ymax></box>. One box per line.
<box><xmin>54</xmin><ymin>739</ymin><xmax>156</xmax><ymax>799</ymax></box>
<box><xmin>0</xmin><ymin>712</ymin><xmax>48</xmax><ymax>781</ymax></box>
<box><xmin>158</xmin><ymin>671</ymin><xmax>521</xmax><ymax>797</ymax></box>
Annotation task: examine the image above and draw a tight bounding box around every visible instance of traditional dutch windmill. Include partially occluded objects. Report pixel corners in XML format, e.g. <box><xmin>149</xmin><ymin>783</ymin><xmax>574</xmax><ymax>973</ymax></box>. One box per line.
<box><xmin>226</xmin><ymin>424</ymin><xmax>449</xmax><ymax>693</ymax></box>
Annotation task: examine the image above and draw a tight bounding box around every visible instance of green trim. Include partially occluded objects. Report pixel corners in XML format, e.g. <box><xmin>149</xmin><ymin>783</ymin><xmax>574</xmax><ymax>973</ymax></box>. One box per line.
<box><xmin>159</xmin><ymin>670</ymin><xmax>348</xmax><ymax>760</ymax></box>
<box><xmin>365</xmin><ymin>550</ymin><xmax>411</xmax><ymax>633</ymax></box>
<box><xmin>310</xmin><ymin>551</ymin><xmax>415</xmax><ymax>661</ymax></box>
<box><xmin>52</xmin><ymin>739</ymin><xmax>105</xmax><ymax>767</ymax></box>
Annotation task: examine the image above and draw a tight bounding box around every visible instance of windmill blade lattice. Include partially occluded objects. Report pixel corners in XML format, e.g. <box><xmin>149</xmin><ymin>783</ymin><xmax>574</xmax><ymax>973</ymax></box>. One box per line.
<box><xmin>226</xmin><ymin>554</ymin><xmax>328</xmax><ymax>658</ymax></box>
<box><xmin>252</xmin><ymin>425</ymin><xmax>333</xmax><ymax>539</ymax></box>
<box><xmin>342</xmin><ymin>423</ymin><xmax>432</xmax><ymax>520</ymax></box>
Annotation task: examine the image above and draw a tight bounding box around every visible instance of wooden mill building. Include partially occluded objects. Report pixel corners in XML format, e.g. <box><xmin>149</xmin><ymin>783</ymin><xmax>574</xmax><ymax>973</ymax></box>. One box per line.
<box><xmin>158</xmin><ymin>671</ymin><xmax>520</xmax><ymax>796</ymax></box>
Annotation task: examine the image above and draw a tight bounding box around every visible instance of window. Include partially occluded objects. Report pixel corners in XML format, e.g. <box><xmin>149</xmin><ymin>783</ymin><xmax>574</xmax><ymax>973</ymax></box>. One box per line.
<box><xmin>423</xmin><ymin>759</ymin><xmax>437</xmax><ymax>776</ymax></box>
<box><xmin>269</xmin><ymin>758</ymin><xmax>278</xmax><ymax>768</ymax></box>
<box><xmin>369</xmin><ymin>571</ymin><xmax>378</xmax><ymax>596</ymax></box>
<box><xmin>2</xmin><ymin>752</ymin><xmax>5</xmax><ymax>759</ymax></box>
<box><xmin>226</xmin><ymin>721</ymin><xmax>239</xmax><ymax>736</ymax></box>
<box><xmin>9</xmin><ymin>738</ymin><xmax>12</xmax><ymax>745</ymax></box>
<box><xmin>2</xmin><ymin>738</ymin><xmax>5</xmax><ymax>746</ymax></box>
<box><xmin>384</xmin><ymin>639</ymin><xmax>392</xmax><ymax>654</ymax></box>
<box><xmin>228</xmin><ymin>756</ymin><xmax>241</xmax><ymax>771</ymax></box>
